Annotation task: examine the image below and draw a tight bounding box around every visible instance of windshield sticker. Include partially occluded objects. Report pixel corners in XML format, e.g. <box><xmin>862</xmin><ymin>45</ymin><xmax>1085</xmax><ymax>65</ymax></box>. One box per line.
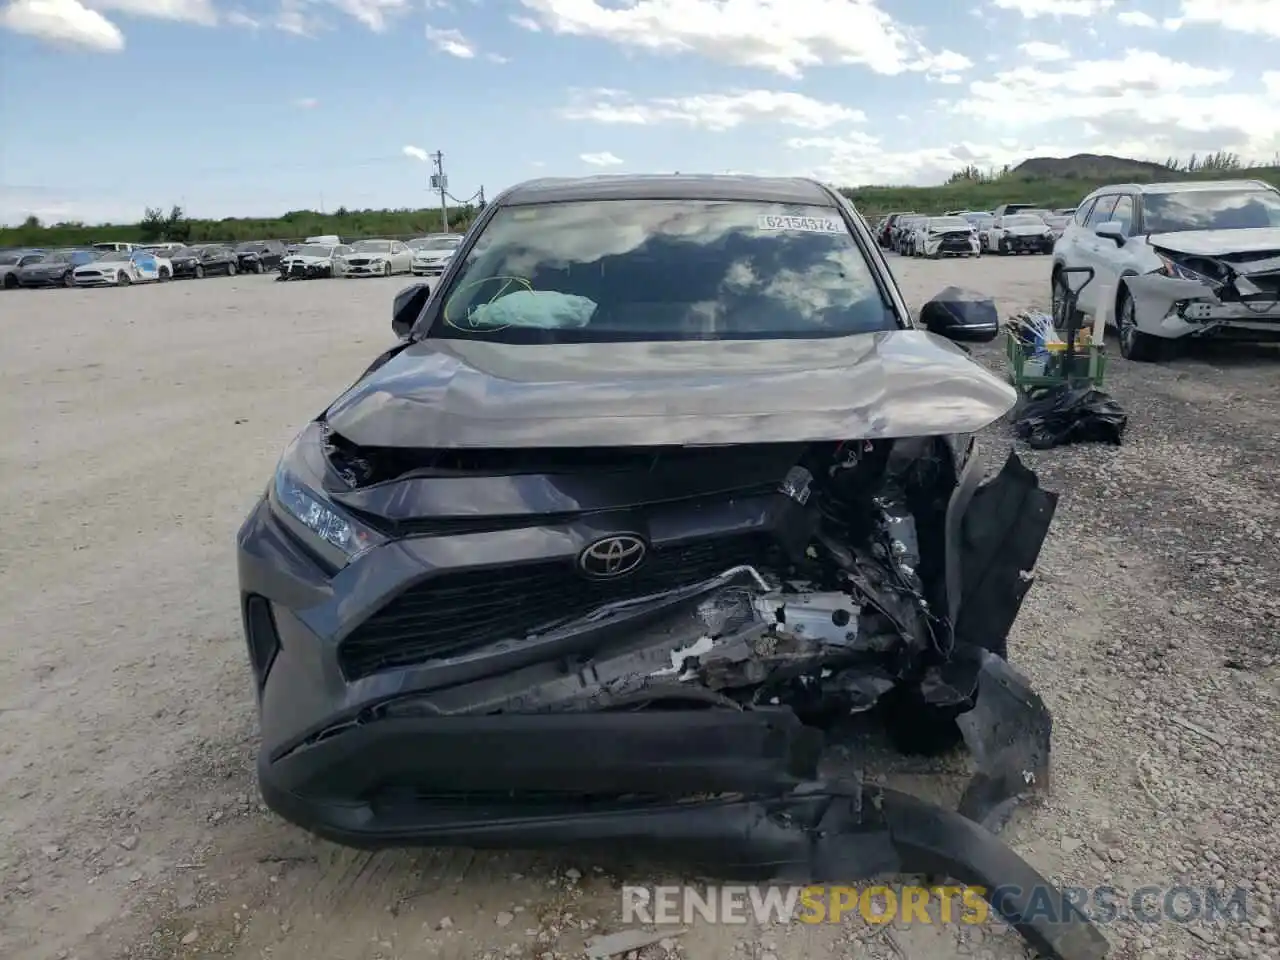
<box><xmin>757</xmin><ymin>215</ymin><xmax>842</xmax><ymax>233</ymax></box>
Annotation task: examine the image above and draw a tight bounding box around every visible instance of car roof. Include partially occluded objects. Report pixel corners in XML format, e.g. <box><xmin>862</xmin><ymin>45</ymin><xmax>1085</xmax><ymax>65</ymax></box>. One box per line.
<box><xmin>1087</xmin><ymin>179</ymin><xmax>1275</xmax><ymax>197</ymax></box>
<box><xmin>499</xmin><ymin>174</ymin><xmax>836</xmax><ymax>207</ymax></box>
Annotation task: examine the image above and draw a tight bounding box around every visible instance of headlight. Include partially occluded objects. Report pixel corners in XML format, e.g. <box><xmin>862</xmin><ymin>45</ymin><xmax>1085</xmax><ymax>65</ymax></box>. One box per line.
<box><xmin>267</xmin><ymin>425</ymin><xmax>383</xmax><ymax>566</ymax></box>
<box><xmin>1154</xmin><ymin>253</ymin><xmax>1211</xmax><ymax>282</ymax></box>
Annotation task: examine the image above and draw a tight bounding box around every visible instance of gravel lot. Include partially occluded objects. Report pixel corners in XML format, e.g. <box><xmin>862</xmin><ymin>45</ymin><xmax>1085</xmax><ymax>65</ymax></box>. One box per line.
<box><xmin>2</xmin><ymin>257</ymin><xmax>1278</xmax><ymax>960</ymax></box>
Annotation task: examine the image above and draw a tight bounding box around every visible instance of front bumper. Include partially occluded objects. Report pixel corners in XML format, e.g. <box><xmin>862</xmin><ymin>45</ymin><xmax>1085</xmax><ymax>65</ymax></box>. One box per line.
<box><xmin>1002</xmin><ymin>234</ymin><xmax>1053</xmax><ymax>253</ymax></box>
<box><xmin>17</xmin><ymin>273</ymin><xmax>68</xmax><ymax>287</ymax></box>
<box><xmin>73</xmin><ymin>275</ymin><xmax>117</xmax><ymax>286</ymax></box>
<box><xmin>411</xmin><ymin>261</ymin><xmax>448</xmax><ymax>276</ymax></box>
<box><xmin>278</xmin><ymin>262</ymin><xmax>331</xmax><ymax>280</ymax></box>
<box><xmin>1125</xmin><ymin>274</ymin><xmax>1280</xmax><ymax>341</ymax></box>
<box><xmin>923</xmin><ymin>236</ymin><xmax>980</xmax><ymax>256</ymax></box>
<box><xmin>341</xmin><ymin>262</ymin><xmax>390</xmax><ymax>277</ymax></box>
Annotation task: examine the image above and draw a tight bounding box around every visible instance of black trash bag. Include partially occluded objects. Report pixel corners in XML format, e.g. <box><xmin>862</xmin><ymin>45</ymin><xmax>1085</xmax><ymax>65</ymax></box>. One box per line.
<box><xmin>1013</xmin><ymin>384</ymin><xmax>1127</xmax><ymax>450</ymax></box>
<box><xmin>919</xmin><ymin>287</ymin><xmax>999</xmax><ymax>339</ymax></box>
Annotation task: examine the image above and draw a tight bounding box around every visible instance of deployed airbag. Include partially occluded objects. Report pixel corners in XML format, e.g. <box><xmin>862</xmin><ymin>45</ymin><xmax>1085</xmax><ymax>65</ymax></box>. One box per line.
<box><xmin>469</xmin><ymin>289</ymin><xmax>598</xmax><ymax>329</ymax></box>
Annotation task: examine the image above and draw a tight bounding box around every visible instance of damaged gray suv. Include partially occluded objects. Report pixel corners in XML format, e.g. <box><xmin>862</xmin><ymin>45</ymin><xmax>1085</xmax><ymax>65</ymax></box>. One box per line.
<box><xmin>237</xmin><ymin>175</ymin><xmax>1107</xmax><ymax>960</ymax></box>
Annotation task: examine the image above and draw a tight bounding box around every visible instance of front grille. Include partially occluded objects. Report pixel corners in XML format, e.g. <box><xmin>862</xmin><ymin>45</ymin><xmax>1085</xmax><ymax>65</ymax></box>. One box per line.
<box><xmin>337</xmin><ymin>533</ymin><xmax>780</xmax><ymax>679</ymax></box>
<box><xmin>347</xmin><ymin>258</ymin><xmax>370</xmax><ymax>266</ymax></box>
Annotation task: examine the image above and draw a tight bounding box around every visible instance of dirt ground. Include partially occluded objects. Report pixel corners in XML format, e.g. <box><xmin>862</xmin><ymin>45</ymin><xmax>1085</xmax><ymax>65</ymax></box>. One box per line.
<box><xmin>2</xmin><ymin>256</ymin><xmax>1277</xmax><ymax>960</ymax></box>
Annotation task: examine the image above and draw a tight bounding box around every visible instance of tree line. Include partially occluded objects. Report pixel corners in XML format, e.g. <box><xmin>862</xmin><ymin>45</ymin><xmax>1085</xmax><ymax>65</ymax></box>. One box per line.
<box><xmin>4</xmin><ymin>156</ymin><xmax>1280</xmax><ymax>248</ymax></box>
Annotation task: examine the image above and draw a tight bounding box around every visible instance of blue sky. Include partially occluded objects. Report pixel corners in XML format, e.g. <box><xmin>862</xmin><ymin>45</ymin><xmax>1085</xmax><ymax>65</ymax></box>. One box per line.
<box><xmin>2</xmin><ymin>0</ymin><xmax>1277</xmax><ymax>224</ymax></box>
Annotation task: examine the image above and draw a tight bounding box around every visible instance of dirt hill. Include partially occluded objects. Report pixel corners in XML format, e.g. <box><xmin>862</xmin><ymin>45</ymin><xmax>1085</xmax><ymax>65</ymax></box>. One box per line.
<box><xmin>1010</xmin><ymin>153</ymin><xmax>1174</xmax><ymax>180</ymax></box>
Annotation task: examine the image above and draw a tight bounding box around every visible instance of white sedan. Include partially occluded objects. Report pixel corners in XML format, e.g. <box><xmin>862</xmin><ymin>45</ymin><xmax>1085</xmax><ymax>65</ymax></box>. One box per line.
<box><xmin>337</xmin><ymin>239</ymin><xmax>414</xmax><ymax>277</ymax></box>
<box><xmin>410</xmin><ymin>233</ymin><xmax>464</xmax><ymax>277</ymax></box>
<box><xmin>73</xmin><ymin>248</ymin><xmax>173</xmax><ymax>286</ymax></box>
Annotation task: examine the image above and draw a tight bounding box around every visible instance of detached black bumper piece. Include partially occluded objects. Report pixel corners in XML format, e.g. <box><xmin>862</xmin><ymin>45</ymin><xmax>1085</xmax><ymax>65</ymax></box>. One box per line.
<box><xmin>259</xmin><ymin>653</ymin><xmax>1107</xmax><ymax>960</ymax></box>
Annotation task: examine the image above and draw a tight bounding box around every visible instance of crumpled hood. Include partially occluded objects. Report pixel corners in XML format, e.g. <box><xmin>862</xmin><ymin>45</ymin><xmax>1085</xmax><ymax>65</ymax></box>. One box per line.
<box><xmin>1004</xmin><ymin>225</ymin><xmax>1048</xmax><ymax>236</ymax></box>
<box><xmin>284</xmin><ymin>255</ymin><xmax>331</xmax><ymax>265</ymax></box>
<box><xmin>324</xmin><ymin>331</ymin><xmax>1018</xmax><ymax>448</ymax></box>
<box><xmin>1148</xmin><ymin>227</ymin><xmax>1280</xmax><ymax>256</ymax></box>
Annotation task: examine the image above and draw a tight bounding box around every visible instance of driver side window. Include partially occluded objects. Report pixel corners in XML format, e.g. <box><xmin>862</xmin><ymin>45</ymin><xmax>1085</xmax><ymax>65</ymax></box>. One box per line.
<box><xmin>1110</xmin><ymin>196</ymin><xmax>1134</xmax><ymax>235</ymax></box>
<box><xmin>1085</xmin><ymin>196</ymin><xmax>1118</xmax><ymax>228</ymax></box>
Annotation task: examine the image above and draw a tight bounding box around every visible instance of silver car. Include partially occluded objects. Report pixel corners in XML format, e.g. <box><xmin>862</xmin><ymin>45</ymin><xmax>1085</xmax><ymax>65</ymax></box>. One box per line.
<box><xmin>409</xmin><ymin>233</ymin><xmax>464</xmax><ymax>277</ymax></box>
<box><xmin>337</xmin><ymin>239</ymin><xmax>414</xmax><ymax>277</ymax></box>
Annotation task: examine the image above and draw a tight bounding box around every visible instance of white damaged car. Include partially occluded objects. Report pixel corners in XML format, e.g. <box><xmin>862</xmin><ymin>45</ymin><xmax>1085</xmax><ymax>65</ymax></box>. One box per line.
<box><xmin>911</xmin><ymin>216</ymin><xmax>980</xmax><ymax>258</ymax></box>
<box><xmin>278</xmin><ymin>242</ymin><xmax>352</xmax><ymax>281</ymax></box>
<box><xmin>73</xmin><ymin>247</ymin><xmax>172</xmax><ymax>286</ymax></box>
<box><xmin>1053</xmin><ymin>179</ymin><xmax>1280</xmax><ymax>361</ymax></box>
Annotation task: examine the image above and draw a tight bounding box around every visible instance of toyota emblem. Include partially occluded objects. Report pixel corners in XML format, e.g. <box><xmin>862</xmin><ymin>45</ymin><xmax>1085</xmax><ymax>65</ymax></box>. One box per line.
<box><xmin>578</xmin><ymin>534</ymin><xmax>647</xmax><ymax>579</ymax></box>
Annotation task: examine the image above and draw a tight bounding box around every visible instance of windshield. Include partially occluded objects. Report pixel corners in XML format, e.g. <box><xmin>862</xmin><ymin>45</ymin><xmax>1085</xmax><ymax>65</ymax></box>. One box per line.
<box><xmin>1005</xmin><ymin>215</ymin><xmax>1045</xmax><ymax>227</ymax></box>
<box><xmin>236</xmin><ymin>241</ymin><xmax>265</xmax><ymax>251</ymax></box>
<box><xmin>426</xmin><ymin>199</ymin><xmax>897</xmax><ymax>344</ymax></box>
<box><xmin>352</xmin><ymin>240</ymin><xmax>391</xmax><ymax>252</ymax></box>
<box><xmin>1143</xmin><ymin>188</ymin><xmax>1280</xmax><ymax>233</ymax></box>
<box><xmin>42</xmin><ymin>249</ymin><xmax>79</xmax><ymax>264</ymax></box>
<box><xmin>0</xmin><ymin>253</ymin><xmax>21</xmax><ymax>265</ymax></box>
<box><xmin>98</xmin><ymin>248</ymin><xmax>132</xmax><ymax>261</ymax></box>
<box><xmin>929</xmin><ymin>217</ymin><xmax>971</xmax><ymax>230</ymax></box>
<box><xmin>295</xmin><ymin>244</ymin><xmax>333</xmax><ymax>257</ymax></box>
<box><xmin>419</xmin><ymin>236</ymin><xmax>461</xmax><ymax>251</ymax></box>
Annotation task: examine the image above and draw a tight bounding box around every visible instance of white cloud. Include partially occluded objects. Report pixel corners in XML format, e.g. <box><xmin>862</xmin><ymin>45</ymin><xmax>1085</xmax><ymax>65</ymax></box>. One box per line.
<box><xmin>1169</xmin><ymin>0</ymin><xmax>1280</xmax><ymax>38</ymax></box>
<box><xmin>227</xmin><ymin>9</ymin><xmax>259</xmax><ymax>27</ymax></box>
<box><xmin>424</xmin><ymin>24</ymin><xmax>475</xmax><ymax>57</ymax></box>
<box><xmin>87</xmin><ymin>0</ymin><xmax>216</xmax><ymax>24</ymax></box>
<box><xmin>326</xmin><ymin>0</ymin><xmax>407</xmax><ymax>31</ymax></box>
<box><xmin>294</xmin><ymin>96</ymin><xmax>319</xmax><ymax>108</ymax></box>
<box><xmin>580</xmin><ymin>151</ymin><xmax>624</xmax><ymax>166</ymax></box>
<box><xmin>1018</xmin><ymin>40</ymin><xmax>1070</xmax><ymax>60</ymax></box>
<box><xmin>403</xmin><ymin>145</ymin><xmax>431</xmax><ymax>162</ymax></box>
<box><xmin>509</xmin><ymin>13</ymin><xmax>539</xmax><ymax>29</ymax></box>
<box><xmin>485</xmin><ymin>51</ymin><xmax>509</xmax><ymax>63</ymax></box>
<box><xmin>956</xmin><ymin>49</ymin><xmax>1280</xmax><ymax>157</ymax></box>
<box><xmin>990</xmin><ymin>0</ymin><xmax>1114</xmax><ymax>15</ymax></box>
<box><xmin>1116</xmin><ymin>9</ymin><xmax>1158</xmax><ymax>27</ymax></box>
<box><xmin>561</xmin><ymin>89</ymin><xmax>866</xmax><ymax>131</ymax></box>
<box><xmin>785</xmin><ymin>134</ymin><xmax>1055</xmax><ymax>185</ymax></box>
<box><xmin>514</xmin><ymin>0</ymin><xmax>972</xmax><ymax>79</ymax></box>
<box><xmin>0</xmin><ymin>0</ymin><xmax>123</xmax><ymax>49</ymax></box>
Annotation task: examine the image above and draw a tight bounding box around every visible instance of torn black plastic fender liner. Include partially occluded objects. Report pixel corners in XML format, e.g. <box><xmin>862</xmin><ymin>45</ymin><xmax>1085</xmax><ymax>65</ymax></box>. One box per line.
<box><xmin>954</xmin><ymin>451</ymin><xmax>1059</xmax><ymax>654</ymax></box>
<box><xmin>957</xmin><ymin>651</ymin><xmax>1053</xmax><ymax>832</ymax></box>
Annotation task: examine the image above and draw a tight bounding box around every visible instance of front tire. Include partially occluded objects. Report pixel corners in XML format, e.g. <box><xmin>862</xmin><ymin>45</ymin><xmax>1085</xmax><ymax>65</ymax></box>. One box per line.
<box><xmin>227</xmin><ymin>261</ymin><xmax>237</xmax><ymax>276</ymax></box>
<box><xmin>194</xmin><ymin>264</ymin><xmax>205</xmax><ymax>279</ymax></box>
<box><xmin>159</xmin><ymin>267</ymin><xmax>171</xmax><ymax>282</ymax></box>
<box><xmin>1117</xmin><ymin>287</ymin><xmax>1167</xmax><ymax>362</ymax></box>
<box><xmin>63</xmin><ymin>271</ymin><xmax>76</xmax><ymax>288</ymax></box>
<box><xmin>4</xmin><ymin>273</ymin><xmax>17</xmax><ymax>289</ymax></box>
<box><xmin>117</xmin><ymin>271</ymin><xmax>131</xmax><ymax>286</ymax></box>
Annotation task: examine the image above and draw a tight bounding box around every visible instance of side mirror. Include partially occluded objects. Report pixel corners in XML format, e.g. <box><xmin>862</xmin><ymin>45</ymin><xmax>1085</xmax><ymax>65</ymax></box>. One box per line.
<box><xmin>919</xmin><ymin>287</ymin><xmax>1000</xmax><ymax>343</ymax></box>
<box><xmin>1094</xmin><ymin>221</ymin><xmax>1126</xmax><ymax>246</ymax></box>
<box><xmin>391</xmin><ymin>282</ymin><xmax>431</xmax><ymax>338</ymax></box>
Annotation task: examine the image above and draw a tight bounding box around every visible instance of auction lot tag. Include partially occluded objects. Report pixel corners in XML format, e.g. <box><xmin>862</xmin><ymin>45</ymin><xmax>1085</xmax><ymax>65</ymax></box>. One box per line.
<box><xmin>757</xmin><ymin>215</ymin><xmax>842</xmax><ymax>233</ymax></box>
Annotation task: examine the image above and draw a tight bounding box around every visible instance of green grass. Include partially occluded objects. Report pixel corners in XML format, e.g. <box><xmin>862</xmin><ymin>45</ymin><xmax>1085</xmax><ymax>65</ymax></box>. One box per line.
<box><xmin>5</xmin><ymin>164</ymin><xmax>1280</xmax><ymax>248</ymax></box>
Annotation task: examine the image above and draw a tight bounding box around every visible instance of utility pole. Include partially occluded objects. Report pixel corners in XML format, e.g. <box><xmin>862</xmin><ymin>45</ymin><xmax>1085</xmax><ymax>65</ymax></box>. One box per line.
<box><xmin>477</xmin><ymin>184</ymin><xmax>486</xmax><ymax>210</ymax></box>
<box><xmin>430</xmin><ymin>151</ymin><xmax>449</xmax><ymax>231</ymax></box>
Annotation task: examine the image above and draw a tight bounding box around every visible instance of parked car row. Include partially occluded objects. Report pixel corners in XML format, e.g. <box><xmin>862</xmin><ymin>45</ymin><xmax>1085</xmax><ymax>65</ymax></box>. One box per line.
<box><xmin>4</xmin><ymin>233</ymin><xmax>466</xmax><ymax>289</ymax></box>
<box><xmin>874</xmin><ymin>207</ymin><xmax>1075</xmax><ymax>257</ymax></box>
